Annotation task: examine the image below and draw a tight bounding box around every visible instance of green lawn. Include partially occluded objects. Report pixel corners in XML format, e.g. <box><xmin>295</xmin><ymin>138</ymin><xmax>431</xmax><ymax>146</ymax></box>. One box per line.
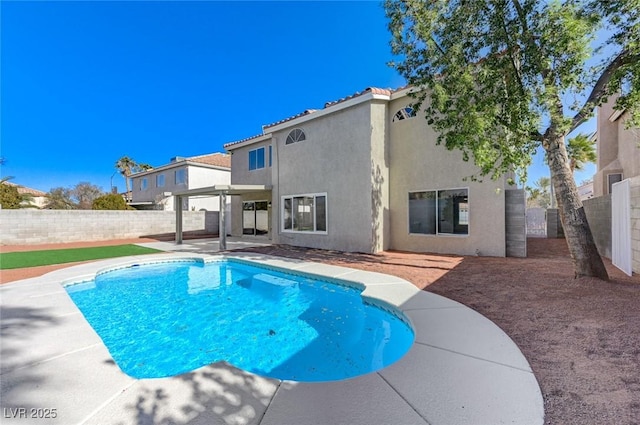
<box><xmin>0</xmin><ymin>245</ymin><xmax>164</xmax><ymax>269</ymax></box>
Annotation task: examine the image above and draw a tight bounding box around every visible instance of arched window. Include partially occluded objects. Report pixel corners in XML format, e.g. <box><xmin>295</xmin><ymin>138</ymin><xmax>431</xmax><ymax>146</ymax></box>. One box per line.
<box><xmin>285</xmin><ymin>128</ymin><xmax>306</xmax><ymax>145</ymax></box>
<box><xmin>393</xmin><ymin>106</ymin><xmax>416</xmax><ymax>122</ymax></box>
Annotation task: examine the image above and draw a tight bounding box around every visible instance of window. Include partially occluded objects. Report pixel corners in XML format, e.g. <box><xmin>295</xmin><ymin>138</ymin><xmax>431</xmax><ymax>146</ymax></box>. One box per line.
<box><xmin>140</xmin><ymin>178</ymin><xmax>148</xmax><ymax>191</ymax></box>
<box><xmin>409</xmin><ymin>188</ymin><xmax>468</xmax><ymax>235</ymax></box>
<box><xmin>249</xmin><ymin>147</ymin><xmax>266</xmax><ymax>170</ymax></box>
<box><xmin>269</xmin><ymin>145</ymin><xmax>272</xmax><ymax>167</ymax></box>
<box><xmin>393</xmin><ymin>106</ymin><xmax>416</xmax><ymax>122</ymax></box>
<box><xmin>175</xmin><ymin>169</ymin><xmax>186</xmax><ymax>185</ymax></box>
<box><xmin>607</xmin><ymin>173</ymin><xmax>623</xmax><ymax>194</ymax></box>
<box><xmin>285</xmin><ymin>128</ymin><xmax>306</xmax><ymax>145</ymax></box>
<box><xmin>282</xmin><ymin>193</ymin><xmax>327</xmax><ymax>233</ymax></box>
<box><xmin>156</xmin><ymin>174</ymin><xmax>165</xmax><ymax>188</ymax></box>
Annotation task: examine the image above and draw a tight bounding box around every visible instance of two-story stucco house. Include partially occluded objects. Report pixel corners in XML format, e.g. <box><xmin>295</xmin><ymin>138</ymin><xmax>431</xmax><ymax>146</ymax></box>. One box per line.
<box><xmin>223</xmin><ymin>86</ymin><xmax>520</xmax><ymax>257</ymax></box>
<box><xmin>130</xmin><ymin>152</ymin><xmax>231</xmax><ymax>212</ymax></box>
<box><xmin>593</xmin><ymin>96</ymin><xmax>640</xmax><ymax>197</ymax></box>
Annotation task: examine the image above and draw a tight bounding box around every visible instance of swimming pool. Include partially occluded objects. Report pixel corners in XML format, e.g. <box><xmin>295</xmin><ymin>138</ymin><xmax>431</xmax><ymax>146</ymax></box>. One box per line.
<box><xmin>65</xmin><ymin>258</ymin><xmax>414</xmax><ymax>382</ymax></box>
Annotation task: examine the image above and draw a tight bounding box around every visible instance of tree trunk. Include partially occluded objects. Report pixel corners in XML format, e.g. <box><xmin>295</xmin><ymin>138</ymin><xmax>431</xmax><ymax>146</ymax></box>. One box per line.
<box><xmin>545</xmin><ymin>135</ymin><xmax>609</xmax><ymax>280</ymax></box>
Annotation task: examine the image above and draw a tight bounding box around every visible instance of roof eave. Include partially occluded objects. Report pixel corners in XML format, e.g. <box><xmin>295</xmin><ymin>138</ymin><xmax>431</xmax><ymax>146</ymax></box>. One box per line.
<box><xmin>264</xmin><ymin>91</ymin><xmax>391</xmax><ymax>134</ymax></box>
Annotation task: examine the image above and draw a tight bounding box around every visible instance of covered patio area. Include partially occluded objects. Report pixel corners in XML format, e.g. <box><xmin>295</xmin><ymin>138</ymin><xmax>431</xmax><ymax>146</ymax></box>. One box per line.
<box><xmin>170</xmin><ymin>184</ymin><xmax>272</xmax><ymax>250</ymax></box>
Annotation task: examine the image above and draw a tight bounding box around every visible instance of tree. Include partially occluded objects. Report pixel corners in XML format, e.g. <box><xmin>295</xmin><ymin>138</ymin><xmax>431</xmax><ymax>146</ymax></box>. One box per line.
<box><xmin>115</xmin><ymin>156</ymin><xmax>153</xmax><ymax>195</ymax></box>
<box><xmin>92</xmin><ymin>193</ymin><xmax>132</xmax><ymax>210</ymax></box>
<box><xmin>44</xmin><ymin>187</ymin><xmax>76</xmax><ymax>209</ymax></box>
<box><xmin>72</xmin><ymin>182</ymin><xmax>104</xmax><ymax>209</ymax></box>
<box><xmin>386</xmin><ymin>0</ymin><xmax>639</xmax><ymax>280</ymax></box>
<box><xmin>0</xmin><ymin>182</ymin><xmax>23</xmax><ymax>209</ymax></box>
<box><xmin>526</xmin><ymin>177</ymin><xmax>551</xmax><ymax>208</ymax></box>
<box><xmin>566</xmin><ymin>133</ymin><xmax>597</xmax><ymax>173</ymax></box>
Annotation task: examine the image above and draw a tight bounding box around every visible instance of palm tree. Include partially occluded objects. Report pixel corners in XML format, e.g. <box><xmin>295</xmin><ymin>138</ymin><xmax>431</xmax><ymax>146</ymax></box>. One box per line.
<box><xmin>115</xmin><ymin>156</ymin><xmax>154</xmax><ymax>201</ymax></box>
<box><xmin>566</xmin><ymin>133</ymin><xmax>597</xmax><ymax>173</ymax></box>
<box><xmin>115</xmin><ymin>156</ymin><xmax>136</xmax><ymax>194</ymax></box>
<box><xmin>526</xmin><ymin>177</ymin><xmax>552</xmax><ymax>208</ymax></box>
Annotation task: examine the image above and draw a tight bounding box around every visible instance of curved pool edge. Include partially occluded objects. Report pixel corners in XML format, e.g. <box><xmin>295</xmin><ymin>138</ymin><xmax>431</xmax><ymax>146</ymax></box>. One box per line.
<box><xmin>0</xmin><ymin>252</ymin><xmax>545</xmax><ymax>425</ymax></box>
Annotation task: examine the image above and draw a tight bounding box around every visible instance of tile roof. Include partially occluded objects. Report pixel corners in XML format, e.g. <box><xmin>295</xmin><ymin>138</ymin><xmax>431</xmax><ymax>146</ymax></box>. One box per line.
<box><xmin>223</xmin><ymin>133</ymin><xmax>271</xmax><ymax>149</ymax></box>
<box><xmin>2</xmin><ymin>181</ymin><xmax>47</xmax><ymax>196</ymax></box>
<box><xmin>187</xmin><ymin>152</ymin><xmax>231</xmax><ymax>168</ymax></box>
<box><xmin>224</xmin><ymin>85</ymin><xmax>411</xmax><ymax>149</ymax></box>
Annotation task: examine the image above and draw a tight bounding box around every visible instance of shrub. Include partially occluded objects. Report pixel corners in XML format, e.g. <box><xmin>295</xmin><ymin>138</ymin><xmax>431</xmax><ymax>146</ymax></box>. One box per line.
<box><xmin>92</xmin><ymin>194</ymin><xmax>133</xmax><ymax>210</ymax></box>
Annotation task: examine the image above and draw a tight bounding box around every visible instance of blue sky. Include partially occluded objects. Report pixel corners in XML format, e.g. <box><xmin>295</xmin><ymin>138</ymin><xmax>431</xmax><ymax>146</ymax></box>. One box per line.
<box><xmin>1</xmin><ymin>1</ymin><xmax>595</xmax><ymax>194</ymax></box>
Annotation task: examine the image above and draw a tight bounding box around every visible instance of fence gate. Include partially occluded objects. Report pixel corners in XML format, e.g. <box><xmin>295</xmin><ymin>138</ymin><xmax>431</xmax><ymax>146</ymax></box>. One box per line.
<box><xmin>526</xmin><ymin>207</ymin><xmax>547</xmax><ymax>237</ymax></box>
<box><xmin>612</xmin><ymin>179</ymin><xmax>632</xmax><ymax>276</ymax></box>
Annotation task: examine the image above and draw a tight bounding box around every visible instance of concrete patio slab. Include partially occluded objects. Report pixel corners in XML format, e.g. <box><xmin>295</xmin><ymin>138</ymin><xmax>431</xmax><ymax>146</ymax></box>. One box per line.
<box><xmin>406</xmin><ymin>307</ymin><xmax>534</xmax><ymax>371</ymax></box>
<box><xmin>0</xmin><ymin>249</ymin><xmax>544</xmax><ymax>425</ymax></box>
<box><xmin>261</xmin><ymin>373</ymin><xmax>426</xmax><ymax>425</ymax></box>
<box><xmin>83</xmin><ymin>362</ymin><xmax>279</xmax><ymax>425</ymax></box>
<box><xmin>379</xmin><ymin>343</ymin><xmax>544</xmax><ymax>425</ymax></box>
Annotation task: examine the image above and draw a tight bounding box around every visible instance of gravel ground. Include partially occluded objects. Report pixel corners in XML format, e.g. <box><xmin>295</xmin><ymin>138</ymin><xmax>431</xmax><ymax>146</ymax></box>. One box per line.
<box><xmin>2</xmin><ymin>237</ymin><xmax>639</xmax><ymax>424</ymax></box>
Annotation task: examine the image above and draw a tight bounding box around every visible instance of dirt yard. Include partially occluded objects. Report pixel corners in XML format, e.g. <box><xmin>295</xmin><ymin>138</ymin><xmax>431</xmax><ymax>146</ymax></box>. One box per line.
<box><xmin>1</xmin><ymin>237</ymin><xmax>638</xmax><ymax>424</ymax></box>
<box><xmin>236</xmin><ymin>238</ymin><xmax>640</xmax><ymax>425</ymax></box>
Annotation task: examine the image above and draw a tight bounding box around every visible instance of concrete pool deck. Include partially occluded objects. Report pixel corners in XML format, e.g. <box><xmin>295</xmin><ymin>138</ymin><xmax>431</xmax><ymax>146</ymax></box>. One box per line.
<box><xmin>0</xmin><ymin>247</ymin><xmax>544</xmax><ymax>425</ymax></box>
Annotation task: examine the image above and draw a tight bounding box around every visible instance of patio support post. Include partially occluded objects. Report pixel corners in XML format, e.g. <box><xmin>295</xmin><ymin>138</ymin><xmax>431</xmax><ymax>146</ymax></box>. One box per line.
<box><xmin>219</xmin><ymin>191</ymin><xmax>227</xmax><ymax>251</ymax></box>
<box><xmin>176</xmin><ymin>196</ymin><xmax>183</xmax><ymax>244</ymax></box>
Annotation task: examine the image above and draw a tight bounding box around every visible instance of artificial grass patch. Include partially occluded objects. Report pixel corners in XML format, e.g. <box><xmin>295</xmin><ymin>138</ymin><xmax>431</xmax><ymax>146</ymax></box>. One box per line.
<box><xmin>0</xmin><ymin>245</ymin><xmax>164</xmax><ymax>269</ymax></box>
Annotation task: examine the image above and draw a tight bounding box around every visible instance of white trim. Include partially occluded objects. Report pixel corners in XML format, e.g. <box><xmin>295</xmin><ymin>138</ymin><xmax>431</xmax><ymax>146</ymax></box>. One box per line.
<box><xmin>281</xmin><ymin>192</ymin><xmax>328</xmax><ymax>235</ymax></box>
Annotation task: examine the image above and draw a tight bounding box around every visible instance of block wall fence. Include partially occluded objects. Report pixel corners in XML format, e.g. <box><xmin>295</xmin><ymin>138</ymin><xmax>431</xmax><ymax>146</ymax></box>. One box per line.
<box><xmin>0</xmin><ymin>210</ymin><xmax>219</xmax><ymax>245</ymax></box>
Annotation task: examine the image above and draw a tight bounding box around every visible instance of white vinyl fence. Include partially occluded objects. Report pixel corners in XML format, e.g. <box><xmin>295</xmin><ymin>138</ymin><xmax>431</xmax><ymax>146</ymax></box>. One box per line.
<box><xmin>612</xmin><ymin>179</ymin><xmax>632</xmax><ymax>276</ymax></box>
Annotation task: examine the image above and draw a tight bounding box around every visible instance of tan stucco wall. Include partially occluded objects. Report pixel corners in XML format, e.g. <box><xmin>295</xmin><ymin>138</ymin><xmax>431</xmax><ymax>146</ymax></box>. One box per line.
<box><xmin>594</xmin><ymin>101</ymin><xmax>640</xmax><ymax>197</ymax></box>
<box><xmin>230</xmin><ymin>140</ymin><xmax>273</xmax><ymax>186</ymax></box>
<box><xmin>387</xmin><ymin>96</ymin><xmax>508</xmax><ymax>257</ymax></box>
<box><xmin>270</xmin><ymin>102</ymin><xmax>379</xmax><ymax>253</ymax></box>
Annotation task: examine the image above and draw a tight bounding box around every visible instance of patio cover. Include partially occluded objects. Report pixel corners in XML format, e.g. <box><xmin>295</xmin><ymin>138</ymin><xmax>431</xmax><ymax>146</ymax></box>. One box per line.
<box><xmin>169</xmin><ymin>184</ymin><xmax>272</xmax><ymax>250</ymax></box>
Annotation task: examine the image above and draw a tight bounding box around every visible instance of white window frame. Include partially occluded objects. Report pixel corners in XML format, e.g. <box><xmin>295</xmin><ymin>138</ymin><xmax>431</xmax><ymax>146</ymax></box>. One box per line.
<box><xmin>156</xmin><ymin>174</ymin><xmax>165</xmax><ymax>188</ymax></box>
<box><xmin>281</xmin><ymin>192</ymin><xmax>327</xmax><ymax>234</ymax></box>
<box><xmin>249</xmin><ymin>147</ymin><xmax>266</xmax><ymax>171</ymax></box>
<box><xmin>140</xmin><ymin>178</ymin><xmax>148</xmax><ymax>191</ymax></box>
<box><xmin>408</xmin><ymin>187</ymin><xmax>469</xmax><ymax>236</ymax></box>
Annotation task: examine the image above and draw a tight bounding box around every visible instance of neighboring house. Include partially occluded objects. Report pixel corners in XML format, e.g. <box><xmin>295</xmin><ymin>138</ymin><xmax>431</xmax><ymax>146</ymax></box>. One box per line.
<box><xmin>2</xmin><ymin>181</ymin><xmax>47</xmax><ymax>208</ymax></box>
<box><xmin>223</xmin><ymin>86</ymin><xmax>520</xmax><ymax>257</ymax></box>
<box><xmin>593</xmin><ymin>96</ymin><xmax>640</xmax><ymax>197</ymax></box>
<box><xmin>130</xmin><ymin>153</ymin><xmax>231</xmax><ymax>211</ymax></box>
<box><xmin>577</xmin><ymin>181</ymin><xmax>594</xmax><ymax>200</ymax></box>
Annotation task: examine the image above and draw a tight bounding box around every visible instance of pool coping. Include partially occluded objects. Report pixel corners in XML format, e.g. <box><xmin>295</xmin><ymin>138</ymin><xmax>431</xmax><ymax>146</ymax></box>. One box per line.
<box><xmin>0</xmin><ymin>252</ymin><xmax>545</xmax><ymax>425</ymax></box>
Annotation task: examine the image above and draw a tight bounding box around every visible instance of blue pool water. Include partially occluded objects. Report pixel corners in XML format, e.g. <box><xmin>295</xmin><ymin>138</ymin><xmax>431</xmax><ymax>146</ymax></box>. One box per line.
<box><xmin>65</xmin><ymin>259</ymin><xmax>414</xmax><ymax>382</ymax></box>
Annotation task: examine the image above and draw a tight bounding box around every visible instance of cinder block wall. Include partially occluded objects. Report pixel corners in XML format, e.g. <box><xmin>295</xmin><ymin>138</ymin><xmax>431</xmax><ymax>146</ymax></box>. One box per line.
<box><xmin>505</xmin><ymin>189</ymin><xmax>526</xmax><ymax>257</ymax></box>
<box><xmin>583</xmin><ymin>195</ymin><xmax>612</xmax><ymax>259</ymax></box>
<box><xmin>0</xmin><ymin>210</ymin><xmax>218</xmax><ymax>245</ymax></box>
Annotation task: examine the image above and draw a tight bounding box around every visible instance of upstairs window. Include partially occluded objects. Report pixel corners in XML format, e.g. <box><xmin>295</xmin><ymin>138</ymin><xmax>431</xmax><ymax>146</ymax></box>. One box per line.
<box><xmin>285</xmin><ymin>128</ymin><xmax>306</xmax><ymax>145</ymax></box>
<box><xmin>156</xmin><ymin>174</ymin><xmax>165</xmax><ymax>188</ymax></box>
<box><xmin>249</xmin><ymin>147</ymin><xmax>266</xmax><ymax>170</ymax></box>
<box><xmin>140</xmin><ymin>178</ymin><xmax>148</xmax><ymax>191</ymax></box>
<box><xmin>393</xmin><ymin>106</ymin><xmax>416</xmax><ymax>122</ymax></box>
<box><xmin>175</xmin><ymin>169</ymin><xmax>186</xmax><ymax>185</ymax></box>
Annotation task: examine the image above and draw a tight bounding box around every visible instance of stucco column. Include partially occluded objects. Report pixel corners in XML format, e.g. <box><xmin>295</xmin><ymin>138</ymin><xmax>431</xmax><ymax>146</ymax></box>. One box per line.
<box><xmin>219</xmin><ymin>191</ymin><xmax>227</xmax><ymax>251</ymax></box>
<box><xmin>175</xmin><ymin>196</ymin><xmax>183</xmax><ymax>244</ymax></box>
